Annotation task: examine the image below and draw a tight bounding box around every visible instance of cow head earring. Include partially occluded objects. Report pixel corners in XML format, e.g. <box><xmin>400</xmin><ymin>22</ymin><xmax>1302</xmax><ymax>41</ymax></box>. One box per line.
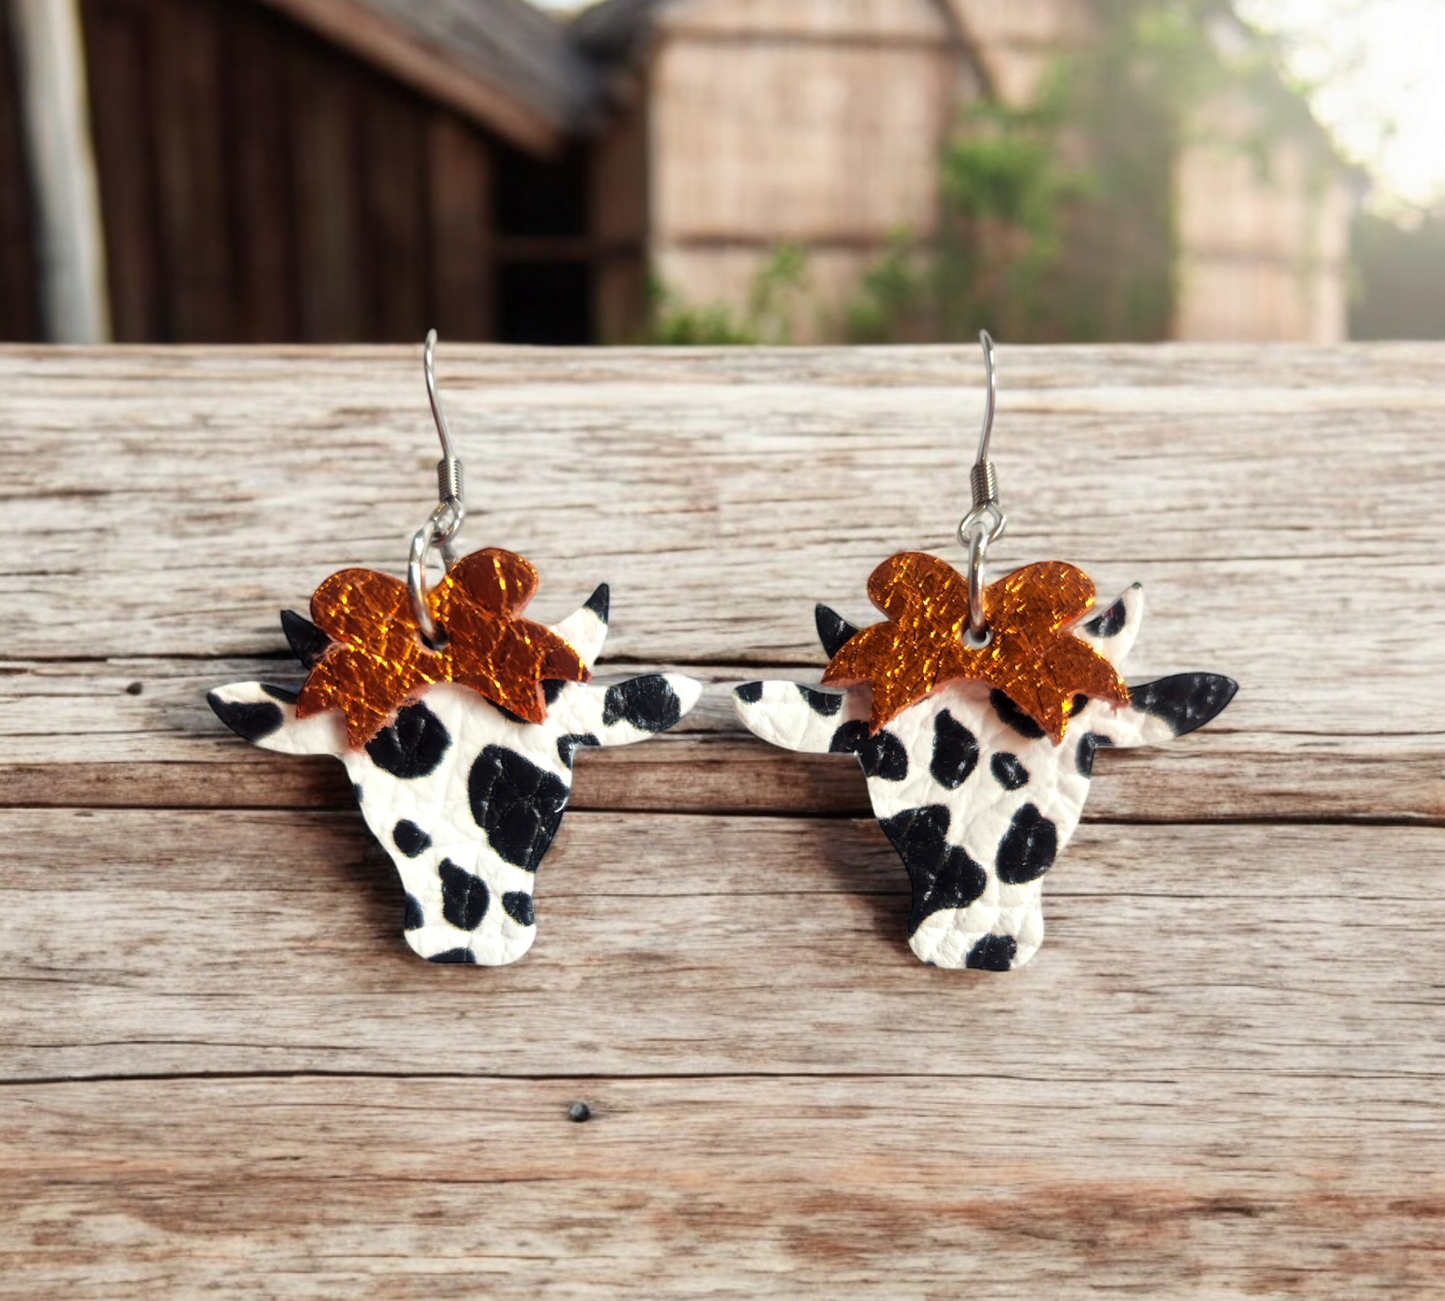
<box><xmin>734</xmin><ymin>333</ymin><xmax>1236</xmax><ymax>972</ymax></box>
<box><xmin>210</xmin><ymin>333</ymin><xmax>701</xmax><ymax>966</ymax></box>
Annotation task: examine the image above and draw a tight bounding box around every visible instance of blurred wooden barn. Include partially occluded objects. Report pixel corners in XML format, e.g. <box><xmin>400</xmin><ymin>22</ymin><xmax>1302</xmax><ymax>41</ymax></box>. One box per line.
<box><xmin>577</xmin><ymin>0</ymin><xmax>1355</xmax><ymax>344</ymax></box>
<box><xmin>0</xmin><ymin>0</ymin><xmax>621</xmax><ymax>344</ymax></box>
<box><xmin>0</xmin><ymin>0</ymin><xmax>1354</xmax><ymax>345</ymax></box>
<box><xmin>951</xmin><ymin>0</ymin><xmax>1354</xmax><ymax>342</ymax></box>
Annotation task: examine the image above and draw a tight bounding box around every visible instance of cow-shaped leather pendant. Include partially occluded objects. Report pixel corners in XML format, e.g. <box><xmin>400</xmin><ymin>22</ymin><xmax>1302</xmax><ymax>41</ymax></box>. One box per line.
<box><xmin>210</xmin><ymin>547</ymin><xmax>701</xmax><ymax>966</ymax></box>
<box><xmin>734</xmin><ymin>552</ymin><xmax>1235</xmax><ymax>971</ymax></box>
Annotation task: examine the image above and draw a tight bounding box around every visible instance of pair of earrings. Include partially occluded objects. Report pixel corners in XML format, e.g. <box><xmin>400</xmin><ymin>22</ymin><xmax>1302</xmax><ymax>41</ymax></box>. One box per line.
<box><xmin>210</xmin><ymin>332</ymin><xmax>1235</xmax><ymax>971</ymax></box>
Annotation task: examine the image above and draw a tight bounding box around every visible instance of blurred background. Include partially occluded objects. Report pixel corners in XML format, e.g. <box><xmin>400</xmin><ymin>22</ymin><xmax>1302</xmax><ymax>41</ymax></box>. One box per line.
<box><xmin>0</xmin><ymin>0</ymin><xmax>1440</xmax><ymax>347</ymax></box>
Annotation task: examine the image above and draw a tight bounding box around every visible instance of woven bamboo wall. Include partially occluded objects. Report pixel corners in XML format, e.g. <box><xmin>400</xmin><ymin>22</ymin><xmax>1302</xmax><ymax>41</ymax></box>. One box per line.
<box><xmin>943</xmin><ymin>0</ymin><xmax>1086</xmax><ymax>105</ymax></box>
<box><xmin>1174</xmin><ymin>121</ymin><xmax>1352</xmax><ymax>343</ymax></box>
<box><xmin>948</xmin><ymin>0</ymin><xmax>1350</xmax><ymax>344</ymax></box>
<box><xmin>642</xmin><ymin>0</ymin><xmax>981</xmax><ymax>341</ymax></box>
<box><xmin>633</xmin><ymin>0</ymin><xmax>1349</xmax><ymax>344</ymax></box>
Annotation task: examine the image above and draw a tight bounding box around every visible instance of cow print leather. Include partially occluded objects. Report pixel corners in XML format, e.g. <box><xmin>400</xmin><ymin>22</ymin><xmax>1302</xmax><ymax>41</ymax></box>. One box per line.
<box><xmin>734</xmin><ymin>579</ymin><xmax>1237</xmax><ymax>971</ymax></box>
<box><xmin>210</xmin><ymin>583</ymin><xmax>701</xmax><ymax>966</ymax></box>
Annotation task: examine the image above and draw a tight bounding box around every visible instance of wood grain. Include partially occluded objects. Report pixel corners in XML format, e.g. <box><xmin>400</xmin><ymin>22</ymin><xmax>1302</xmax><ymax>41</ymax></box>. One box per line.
<box><xmin>0</xmin><ymin>343</ymin><xmax>1442</xmax><ymax>1296</ymax></box>
<box><xmin>3</xmin><ymin>810</ymin><xmax>1443</xmax><ymax>1082</ymax></box>
<box><xmin>3</xmin><ymin>1073</ymin><xmax>1440</xmax><ymax>1299</ymax></box>
<box><xmin>80</xmin><ymin>0</ymin><xmax>571</xmax><ymax>346</ymax></box>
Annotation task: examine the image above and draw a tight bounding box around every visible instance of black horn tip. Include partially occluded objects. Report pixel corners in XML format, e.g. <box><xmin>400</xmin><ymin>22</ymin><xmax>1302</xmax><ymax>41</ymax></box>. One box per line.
<box><xmin>280</xmin><ymin>609</ymin><xmax>332</xmax><ymax>669</ymax></box>
<box><xmin>815</xmin><ymin>604</ymin><xmax>859</xmax><ymax>659</ymax></box>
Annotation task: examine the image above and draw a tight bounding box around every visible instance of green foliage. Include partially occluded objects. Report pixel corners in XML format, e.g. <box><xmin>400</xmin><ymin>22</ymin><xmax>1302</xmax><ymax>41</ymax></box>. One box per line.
<box><xmin>646</xmin><ymin>245</ymin><xmax>810</xmax><ymax>345</ymax></box>
<box><xmin>845</xmin><ymin>0</ymin><xmax>1314</xmax><ymax>345</ymax></box>
<box><xmin>846</xmin><ymin>83</ymin><xmax>1089</xmax><ymax>343</ymax></box>
<box><xmin>641</xmin><ymin>0</ymin><xmax>1334</xmax><ymax>347</ymax></box>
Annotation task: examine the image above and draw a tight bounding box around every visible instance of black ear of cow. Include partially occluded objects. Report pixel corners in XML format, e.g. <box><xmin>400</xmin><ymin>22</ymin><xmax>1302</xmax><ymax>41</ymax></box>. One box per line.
<box><xmin>1127</xmin><ymin>673</ymin><xmax>1238</xmax><ymax>738</ymax></box>
<box><xmin>281</xmin><ymin>609</ymin><xmax>332</xmax><ymax>669</ymax></box>
<box><xmin>815</xmin><ymin>604</ymin><xmax>860</xmax><ymax>659</ymax></box>
<box><xmin>582</xmin><ymin>582</ymin><xmax>610</xmax><ymax>624</ymax></box>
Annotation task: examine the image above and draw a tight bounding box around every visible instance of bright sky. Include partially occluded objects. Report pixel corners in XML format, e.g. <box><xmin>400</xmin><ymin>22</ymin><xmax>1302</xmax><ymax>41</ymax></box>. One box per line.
<box><xmin>1235</xmin><ymin>0</ymin><xmax>1445</xmax><ymax>211</ymax></box>
<box><xmin>537</xmin><ymin>0</ymin><xmax>1445</xmax><ymax>211</ymax></box>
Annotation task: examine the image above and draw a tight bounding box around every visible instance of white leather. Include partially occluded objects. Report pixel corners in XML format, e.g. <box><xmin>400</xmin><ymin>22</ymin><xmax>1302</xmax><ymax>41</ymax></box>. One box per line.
<box><xmin>736</xmin><ymin>583</ymin><xmax>1234</xmax><ymax>971</ymax></box>
<box><xmin>211</xmin><ymin>595</ymin><xmax>701</xmax><ymax>966</ymax></box>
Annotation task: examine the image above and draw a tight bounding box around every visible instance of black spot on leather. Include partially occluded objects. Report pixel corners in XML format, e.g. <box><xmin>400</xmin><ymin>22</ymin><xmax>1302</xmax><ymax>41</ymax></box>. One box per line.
<box><xmin>403</xmin><ymin>895</ymin><xmax>424</xmax><ymax>931</ymax></box>
<box><xmin>990</xmin><ymin>690</ymin><xmax>1046</xmax><ymax>740</ymax></box>
<box><xmin>262</xmin><ymin>684</ymin><xmax>299</xmax><ymax>704</ymax></box>
<box><xmin>991</xmin><ymin>752</ymin><xmax>1029</xmax><ymax>790</ymax></box>
<box><xmin>735</xmin><ymin>681</ymin><xmax>763</xmax><ymax>704</ymax></box>
<box><xmin>815</xmin><ymin>604</ymin><xmax>860</xmax><ymax>658</ymax></box>
<box><xmin>280</xmin><ymin>609</ymin><xmax>332</xmax><ymax>668</ymax></box>
<box><xmin>930</xmin><ymin>711</ymin><xmax>980</xmax><ymax>789</ymax></box>
<box><xmin>557</xmin><ymin>732</ymin><xmax>600</xmax><ymax>768</ymax></box>
<box><xmin>428</xmin><ymin>948</ymin><xmax>475</xmax><ymax>964</ymax></box>
<box><xmin>830</xmin><ymin>720</ymin><xmax>908</xmax><ymax>781</ymax></box>
<box><xmin>352</xmin><ymin>783</ymin><xmax>363</xmax><ymax>805</ymax></box>
<box><xmin>996</xmin><ymin>804</ymin><xmax>1058</xmax><ymax>884</ymax></box>
<box><xmin>1069</xmin><ymin>693</ymin><xmax>1089</xmax><ymax>718</ymax></box>
<box><xmin>208</xmin><ymin>692</ymin><xmax>283</xmax><ymax>742</ymax></box>
<box><xmin>365</xmin><ymin>701</ymin><xmax>451</xmax><ymax>779</ymax></box>
<box><xmin>603</xmin><ymin>676</ymin><xmax>681</xmax><ymax>732</ymax></box>
<box><xmin>797</xmin><ymin>684</ymin><xmax>843</xmax><ymax>716</ymax></box>
<box><xmin>541</xmin><ymin>679</ymin><xmax>568</xmax><ymax>707</ymax></box>
<box><xmin>1076</xmin><ymin>731</ymin><xmax>1114</xmax><ymax>778</ymax></box>
<box><xmin>878</xmin><ymin>804</ymin><xmax>988</xmax><ymax>936</ymax></box>
<box><xmin>393</xmin><ymin>820</ymin><xmax>431</xmax><ymax>858</ymax></box>
<box><xmin>489</xmin><ymin>698</ymin><xmax>531</xmax><ymax>725</ymax></box>
<box><xmin>468</xmin><ymin>746</ymin><xmax>569</xmax><ymax>871</ymax></box>
<box><xmin>1128</xmin><ymin>674</ymin><xmax>1239</xmax><ymax>737</ymax></box>
<box><xmin>439</xmin><ymin>859</ymin><xmax>489</xmax><ymax>931</ymax></box>
<box><xmin>502</xmin><ymin>891</ymin><xmax>535</xmax><ymax>927</ymax></box>
<box><xmin>583</xmin><ymin>583</ymin><xmax>610</xmax><ymax>623</ymax></box>
<box><xmin>966</xmin><ymin>933</ymin><xmax>1018</xmax><ymax>971</ymax></box>
<box><xmin>1084</xmin><ymin>597</ymin><xmax>1127</xmax><ymax>638</ymax></box>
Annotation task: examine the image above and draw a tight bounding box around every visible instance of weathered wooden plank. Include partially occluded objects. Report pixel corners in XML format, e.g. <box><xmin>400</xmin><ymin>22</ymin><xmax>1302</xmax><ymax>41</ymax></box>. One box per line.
<box><xmin>3</xmin><ymin>345</ymin><xmax>1442</xmax><ymax>661</ymax></box>
<box><xmin>1</xmin><ymin>1072</ymin><xmax>1439</xmax><ymax>1299</ymax></box>
<box><xmin>3</xmin><ymin>345</ymin><xmax>1444</xmax><ymax>818</ymax></box>
<box><xmin>2</xmin><ymin>810</ymin><xmax>1441</xmax><ymax>1084</ymax></box>
<box><xmin>2</xmin><ymin>656</ymin><xmax>1441</xmax><ymax>820</ymax></box>
<box><xmin>2</xmin><ymin>344</ymin><xmax>1442</xmax><ymax>1297</ymax></box>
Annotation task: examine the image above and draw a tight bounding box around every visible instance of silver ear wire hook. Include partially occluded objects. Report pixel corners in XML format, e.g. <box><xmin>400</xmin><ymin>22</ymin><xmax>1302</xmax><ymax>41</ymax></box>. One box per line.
<box><xmin>408</xmin><ymin>329</ymin><xmax>467</xmax><ymax>647</ymax></box>
<box><xmin>956</xmin><ymin>330</ymin><xmax>1007</xmax><ymax>644</ymax></box>
<box><xmin>425</xmin><ymin>328</ymin><xmax>465</xmax><ymax>534</ymax></box>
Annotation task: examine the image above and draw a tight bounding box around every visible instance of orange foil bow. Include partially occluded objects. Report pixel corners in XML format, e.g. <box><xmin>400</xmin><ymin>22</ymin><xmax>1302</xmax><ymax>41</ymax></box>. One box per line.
<box><xmin>823</xmin><ymin>552</ymin><xmax>1128</xmax><ymax>742</ymax></box>
<box><xmin>296</xmin><ymin>548</ymin><xmax>589</xmax><ymax>747</ymax></box>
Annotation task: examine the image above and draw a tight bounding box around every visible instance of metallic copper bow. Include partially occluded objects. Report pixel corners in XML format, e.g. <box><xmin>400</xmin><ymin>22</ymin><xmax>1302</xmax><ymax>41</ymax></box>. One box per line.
<box><xmin>296</xmin><ymin>548</ymin><xmax>589</xmax><ymax>747</ymax></box>
<box><xmin>823</xmin><ymin>552</ymin><xmax>1127</xmax><ymax>741</ymax></box>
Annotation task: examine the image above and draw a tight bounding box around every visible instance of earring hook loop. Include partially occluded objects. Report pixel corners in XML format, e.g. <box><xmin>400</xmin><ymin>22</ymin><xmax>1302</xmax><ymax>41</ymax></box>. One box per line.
<box><xmin>408</xmin><ymin>329</ymin><xmax>467</xmax><ymax>646</ymax></box>
<box><xmin>957</xmin><ymin>329</ymin><xmax>1007</xmax><ymax>640</ymax></box>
